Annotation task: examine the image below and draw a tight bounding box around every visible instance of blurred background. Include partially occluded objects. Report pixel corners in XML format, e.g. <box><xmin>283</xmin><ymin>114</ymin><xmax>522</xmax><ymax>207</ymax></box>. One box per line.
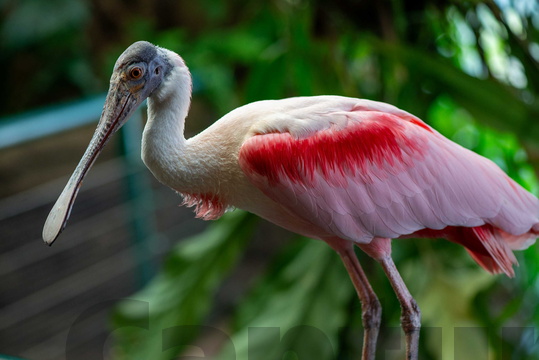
<box><xmin>1</xmin><ymin>0</ymin><xmax>538</xmax><ymax>359</ymax></box>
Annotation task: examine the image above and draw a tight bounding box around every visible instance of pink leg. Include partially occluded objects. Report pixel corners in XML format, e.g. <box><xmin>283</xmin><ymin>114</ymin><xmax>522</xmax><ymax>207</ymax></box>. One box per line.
<box><xmin>358</xmin><ymin>238</ymin><xmax>420</xmax><ymax>360</ymax></box>
<box><xmin>330</xmin><ymin>240</ymin><xmax>381</xmax><ymax>360</ymax></box>
<box><xmin>379</xmin><ymin>256</ymin><xmax>421</xmax><ymax>360</ymax></box>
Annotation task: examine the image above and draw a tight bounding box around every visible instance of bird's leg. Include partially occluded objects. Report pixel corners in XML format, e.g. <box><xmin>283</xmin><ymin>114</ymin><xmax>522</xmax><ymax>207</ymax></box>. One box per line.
<box><xmin>330</xmin><ymin>240</ymin><xmax>381</xmax><ymax>360</ymax></box>
<box><xmin>379</xmin><ymin>255</ymin><xmax>421</xmax><ymax>360</ymax></box>
<box><xmin>357</xmin><ymin>237</ymin><xmax>420</xmax><ymax>360</ymax></box>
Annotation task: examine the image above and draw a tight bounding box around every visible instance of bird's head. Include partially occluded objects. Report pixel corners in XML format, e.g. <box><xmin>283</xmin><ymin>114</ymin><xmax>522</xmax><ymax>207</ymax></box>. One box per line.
<box><xmin>42</xmin><ymin>41</ymin><xmax>176</xmax><ymax>245</ymax></box>
<box><xmin>102</xmin><ymin>41</ymin><xmax>173</xmax><ymax>132</ymax></box>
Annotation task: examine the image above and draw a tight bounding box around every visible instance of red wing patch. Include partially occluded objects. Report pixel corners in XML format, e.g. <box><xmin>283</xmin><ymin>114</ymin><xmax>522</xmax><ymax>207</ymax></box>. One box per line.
<box><xmin>409</xmin><ymin>117</ymin><xmax>433</xmax><ymax>133</ymax></box>
<box><xmin>239</xmin><ymin>112</ymin><xmax>426</xmax><ymax>186</ymax></box>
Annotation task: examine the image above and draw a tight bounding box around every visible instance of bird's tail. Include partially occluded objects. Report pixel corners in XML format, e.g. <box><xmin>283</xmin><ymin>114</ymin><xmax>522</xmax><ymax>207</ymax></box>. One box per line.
<box><xmin>448</xmin><ymin>224</ymin><xmax>538</xmax><ymax>278</ymax></box>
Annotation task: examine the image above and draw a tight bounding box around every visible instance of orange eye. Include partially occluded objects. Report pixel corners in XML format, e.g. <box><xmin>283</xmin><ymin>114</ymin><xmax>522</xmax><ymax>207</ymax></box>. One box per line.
<box><xmin>130</xmin><ymin>67</ymin><xmax>144</xmax><ymax>79</ymax></box>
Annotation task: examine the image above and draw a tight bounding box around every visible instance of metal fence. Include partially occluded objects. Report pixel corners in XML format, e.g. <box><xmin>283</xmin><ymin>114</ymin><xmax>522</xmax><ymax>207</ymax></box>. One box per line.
<box><xmin>0</xmin><ymin>96</ymin><xmax>205</xmax><ymax>360</ymax></box>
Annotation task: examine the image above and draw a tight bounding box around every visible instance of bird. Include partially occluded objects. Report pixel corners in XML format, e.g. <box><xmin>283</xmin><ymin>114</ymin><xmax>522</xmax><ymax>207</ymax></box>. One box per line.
<box><xmin>43</xmin><ymin>41</ymin><xmax>539</xmax><ymax>360</ymax></box>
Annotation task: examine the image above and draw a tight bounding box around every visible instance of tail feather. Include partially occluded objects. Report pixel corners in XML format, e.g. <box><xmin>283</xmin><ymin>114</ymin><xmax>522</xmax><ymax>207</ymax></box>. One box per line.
<box><xmin>464</xmin><ymin>225</ymin><xmax>517</xmax><ymax>277</ymax></box>
<box><xmin>408</xmin><ymin>224</ymin><xmax>539</xmax><ymax>277</ymax></box>
<box><xmin>465</xmin><ymin>249</ymin><xmax>513</xmax><ymax>277</ymax></box>
<box><xmin>451</xmin><ymin>225</ymin><xmax>539</xmax><ymax>277</ymax></box>
<box><xmin>496</xmin><ymin>227</ymin><xmax>538</xmax><ymax>251</ymax></box>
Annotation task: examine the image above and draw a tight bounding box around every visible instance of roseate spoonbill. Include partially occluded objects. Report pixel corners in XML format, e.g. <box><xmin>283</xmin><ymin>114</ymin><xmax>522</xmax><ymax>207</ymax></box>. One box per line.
<box><xmin>43</xmin><ymin>41</ymin><xmax>539</xmax><ymax>359</ymax></box>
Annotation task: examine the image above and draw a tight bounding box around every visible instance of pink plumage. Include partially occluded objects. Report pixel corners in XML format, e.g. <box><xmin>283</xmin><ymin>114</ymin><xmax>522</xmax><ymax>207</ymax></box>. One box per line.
<box><xmin>44</xmin><ymin>42</ymin><xmax>539</xmax><ymax>360</ymax></box>
<box><xmin>239</xmin><ymin>101</ymin><xmax>539</xmax><ymax>277</ymax></box>
<box><xmin>181</xmin><ymin>193</ymin><xmax>227</xmax><ymax>220</ymax></box>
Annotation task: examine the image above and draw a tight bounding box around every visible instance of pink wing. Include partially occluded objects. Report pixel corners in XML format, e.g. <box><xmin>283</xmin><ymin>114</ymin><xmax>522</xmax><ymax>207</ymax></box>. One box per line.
<box><xmin>238</xmin><ymin>101</ymin><xmax>539</xmax><ymax>276</ymax></box>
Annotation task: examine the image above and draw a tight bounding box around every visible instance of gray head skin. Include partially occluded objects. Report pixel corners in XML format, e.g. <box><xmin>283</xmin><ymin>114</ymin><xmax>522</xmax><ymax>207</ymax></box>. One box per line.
<box><xmin>43</xmin><ymin>41</ymin><xmax>173</xmax><ymax>245</ymax></box>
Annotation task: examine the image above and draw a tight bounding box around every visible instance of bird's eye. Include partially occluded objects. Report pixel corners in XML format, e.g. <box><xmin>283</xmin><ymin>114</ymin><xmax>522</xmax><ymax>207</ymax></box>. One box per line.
<box><xmin>155</xmin><ymin>67</ymin><xmax>160</xmax><ymax>75</ymax></box>
<box><xmin>130</xmin><ymin>67</ymin><xmax>144</xmax><ymax>79</ymax></box>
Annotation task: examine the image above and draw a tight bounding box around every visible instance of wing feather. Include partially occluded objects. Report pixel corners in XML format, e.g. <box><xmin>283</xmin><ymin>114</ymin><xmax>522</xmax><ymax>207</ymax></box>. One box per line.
<box><xmin>238</xmin><ymin>104</ymin><xmax>539</xmax><ymax>251</ymax></box>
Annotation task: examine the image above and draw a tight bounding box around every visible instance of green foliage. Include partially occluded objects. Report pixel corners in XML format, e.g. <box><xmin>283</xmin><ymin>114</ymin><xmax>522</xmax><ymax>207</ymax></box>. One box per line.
<box><xmin>217</xmin><ymin>238</ymin><xmax>354</xmax><ymax>360</ymax></box>
<box><xmin>0</xmin><ymin>0</ymin><xmax>99</xmax><ymax>114</ymax></box>
<box><xmin>107</xmin><ymin>1</ymin><xmax>539</xmax><ymax>359</ymax></box>
<box><xmin>4</xmin><ymin>0</ymin><xmax>538</xmax><ymax>358</ymax></box>
<box><xmin>1</xmin><ymin>0</ymin><xmax>89</xmax><ymax>48</ymax></box>
<box><xmin>110</xmin><ymin>211</ymin><xmax>258</xmax><ymax>359</ymax></box>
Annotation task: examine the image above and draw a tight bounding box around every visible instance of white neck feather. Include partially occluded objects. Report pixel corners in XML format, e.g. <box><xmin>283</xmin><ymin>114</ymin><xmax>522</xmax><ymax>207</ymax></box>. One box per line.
<box><xmin>141</xmin><ymin>51</ymin><xmax>196</xmax><ymax>192</ymax></box>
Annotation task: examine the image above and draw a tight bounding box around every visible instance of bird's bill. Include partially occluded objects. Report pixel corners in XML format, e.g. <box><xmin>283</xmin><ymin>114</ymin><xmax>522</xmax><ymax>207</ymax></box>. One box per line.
<box><xmin>42</xmin><ymin>81</ymin><xmax>141</xmax><ymax>245</ymax></box>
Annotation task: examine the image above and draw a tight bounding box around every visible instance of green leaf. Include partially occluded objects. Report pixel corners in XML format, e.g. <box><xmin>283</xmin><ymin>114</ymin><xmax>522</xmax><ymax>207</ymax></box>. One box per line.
<box><xmin>216</xmin><ymin>238</ymin><xmax>355</xmax><ymax>360</ymax></box>
<box><xmin>110</xmin><ymin>211</ymin><xmax>258</xmax><ymax>360</ymax></box>
<box><xmin>245</xmin><ymin>56</ymin><xmax>288</xmax><ymax>102</ymax></box>
<box><xmin>371</xmin><ymin>38</ymin><xmax>539</xmax><ymax>144</ymax></box>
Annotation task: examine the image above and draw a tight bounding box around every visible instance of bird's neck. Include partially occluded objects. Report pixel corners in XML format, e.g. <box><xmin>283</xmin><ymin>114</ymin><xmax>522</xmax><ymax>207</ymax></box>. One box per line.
<box><xmin>142</xmin><ymin>60</ymin><xmax>197</xmax><ymax>192</ymax></box>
